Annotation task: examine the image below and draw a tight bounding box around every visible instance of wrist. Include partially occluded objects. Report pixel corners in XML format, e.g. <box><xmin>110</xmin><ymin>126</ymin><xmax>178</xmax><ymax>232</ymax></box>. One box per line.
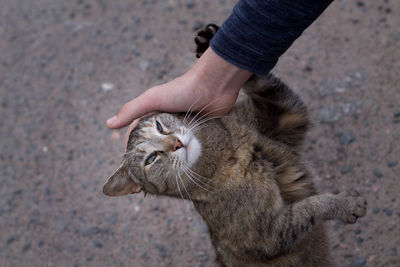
<box><xmin>188</xmin><ymin>48</ymin><xmax>252</xmax><ymax>95</ymax></box>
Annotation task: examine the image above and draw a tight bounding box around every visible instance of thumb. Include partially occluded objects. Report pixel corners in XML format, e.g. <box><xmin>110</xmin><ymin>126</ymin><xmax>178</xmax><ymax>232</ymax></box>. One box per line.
<box><xmin>106</xmin><ymin>89</ymin><xmax>161</xmax><ymax>129</ymax></box>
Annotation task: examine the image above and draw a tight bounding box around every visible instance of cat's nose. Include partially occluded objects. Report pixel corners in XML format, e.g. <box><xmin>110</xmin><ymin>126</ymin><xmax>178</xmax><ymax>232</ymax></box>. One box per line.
<box><xmin>173</xmin><ymin>137</ymin><xmax>184</xmax><ymax>151</ymax></box>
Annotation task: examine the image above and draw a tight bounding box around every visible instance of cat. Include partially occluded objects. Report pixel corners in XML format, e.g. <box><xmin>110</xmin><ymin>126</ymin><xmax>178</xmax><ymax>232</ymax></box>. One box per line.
<box><xmin>103</xmin><ymin>24</ymin><xmax>367</xmax><ymax>267</ymax></box>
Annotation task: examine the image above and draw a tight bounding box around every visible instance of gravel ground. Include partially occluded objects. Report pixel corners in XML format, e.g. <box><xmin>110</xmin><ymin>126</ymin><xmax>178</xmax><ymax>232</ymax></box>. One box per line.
<box><xmin>0</xmin><ymin>0</ymin><xmax>399</xmax><ymax>266</ymax></box>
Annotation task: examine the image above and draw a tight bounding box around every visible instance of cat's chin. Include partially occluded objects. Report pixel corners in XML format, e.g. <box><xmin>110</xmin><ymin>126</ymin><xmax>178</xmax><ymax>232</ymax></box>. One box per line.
<box><xmin>185</xmin><ymin>136</ymin><xmax>201</xmax><ymax>166</ymax></box>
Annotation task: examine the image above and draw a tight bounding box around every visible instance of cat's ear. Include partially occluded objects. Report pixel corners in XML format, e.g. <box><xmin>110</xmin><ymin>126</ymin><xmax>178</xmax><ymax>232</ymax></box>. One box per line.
<box><xmin>103</xmin><ymin>164</ymin><xmax>141</xmax><ymax>196</ymax></box>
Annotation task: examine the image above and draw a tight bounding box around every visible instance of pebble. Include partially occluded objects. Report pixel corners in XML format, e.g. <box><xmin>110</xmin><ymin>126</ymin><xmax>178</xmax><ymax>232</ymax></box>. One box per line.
<box><xmin>92</xmin><ymin>241</ymin><xmax>103</xmax><ymax>248</ymax></box>
<box><xmin>101</xmin><ymin>83</ymin><xmax>114</xmax><ymax>91</ymax></box>
<box><xmin>81</xmin><ymin>226</ymin><xmax>109</xmax><ymax>236</ymax></box>
<box><xmin>341</xmin><ymin>165</ymin><xmax>353</xmax><ymax>174</ymax></box>
<box><xmin>373</xmin><ymin>168</ymin><xmax>383</xmax><ymax>178</ymax></box>
<box><xmin>155</xmin><ymin>244</ymin><xmax>168</xmax><ymax>258</ymax></box>
<box><xmin>372</xmin><ymin>207</ymin><xmax>380</xmax><ymax>214</ymax></box>
<box><xmin>319</xmin><ymin>106</ymin><xmax>341</xmax><ymax>123</ymax></box>
<box><xmin>22</xmin><ymin>242</ymin><xmax>31</xmax><ymax>252</ymax></box>
<box><xmin>193</xmin><ymin>21</ymin><xmax>204</xmax><ymax>31</ymax></box>
<box><xmin>7</xmin><ymin>236</ymin><xmax>16</xmax><ymax>245</ymax></box>
<box><xmin>139</xmin><ymin>60</ymin><xmax>149</xmax><ymax>72</ymax></box>
<box><xmin>387</xmin><ymin>161</ymin><xmax>398</xmax><ymax>167</ymax></box>
<box><xmin>107</xmin><ymin>214</ymin><xmax>119</xmax><ymax>224</ymax></box>
<box><xmin>340</xmin><ymin>133</ymin><xmax>356</xmax><ymax>146</ymax></box>
<box><xmin>383</xmin><ymin>208</ymin><xmax>393</xmax><ymax>217</ymax></box>
<box><xmin>349</xmin><ymin>257</ymin><xmax>366</xmax><ymax>267</ymax></box>
<box><xmin>186</xmin><ymin>0</ymin><xmax>195</xmax><ymax>9</ymax></box>
<box><xmin>356</xmin><ymin>1</ymin><xmax>365</xmax><ymax>7</ymax></box>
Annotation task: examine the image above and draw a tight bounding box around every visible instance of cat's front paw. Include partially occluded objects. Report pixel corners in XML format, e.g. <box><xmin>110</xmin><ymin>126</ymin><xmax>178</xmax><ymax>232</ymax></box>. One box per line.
<box><xmin>194</xmin><ymin>24</ymin><xmax>219</xmax><ymax>58</ymax></box>
<box><xmin>336</xmin><ymin>189</ymin><xmax>367</xmax><ymax>224</ymax></box>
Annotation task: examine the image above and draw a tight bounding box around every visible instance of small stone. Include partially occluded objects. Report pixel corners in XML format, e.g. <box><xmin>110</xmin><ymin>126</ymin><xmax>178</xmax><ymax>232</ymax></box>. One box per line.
<box><xmin>107</xmin><ymin>214</ymin><xmax>119</xmax><ymax>224</ymax></box>
<box><xmin>373</xmin><ymin>168</ymin><xmax>383</xmax><ymax>178</ymax></box>
<box><xmin>388</xmin><ymin>161</ymin><xmax>398</xmax><ymax>167</ymax></box>
<box><xmin>349</xmin><ymin>257</ymin><xmax>366</xmax><ymax>267</ymax></box>
<box><xmin>394</xmin><ymin>111</ymin><xmax>400</xmax><ymax>118</ymax></box>
<box><xmin>101</xmin><ymin>83</ymin><xmax>114</xmax><ymax>91</ymax></box>
<box><xmin>93</xmin><ymin>241</ymin><xmax>103</xmax><ymax>248</ymax></box>
<box><xmin>372</xmin><ymin>207</ymin><xmax>380</xmax><ymax>214</ymax></box>
<box><xmin>155</xmin><ymin>244</ymin><xmax>168</xmax><ymax>258</ymax></box>
<box><xmin>193</xmin><ymin>21</ymin><xmax>204</xmax><ymax>31</ymax></box>
<box><xmin>304</xmin><ymin>65</ymin><xmax>313</xmax><ymax>72</ymax></box>
<box><xmin>383</xmin><ymin>208</ymin><xmax>393</xmax><ymax>217</ymax></box>
<box><xmin>139</xmin><ymin>60</ymin><xmax>149</xmax><ymax>72</ymax></box>
<box><xmin>178</xmin><ymin>19</ymin><xmax>187</xmax><ymax>26</ymax></box>
<box><xmin>356</xmin><ymin>1</ymin><xmax>365</xmax><ymax>7</ymax></box>
<box><xmin>319</xmin><ymin>106</ymin><xmax>341</xmax><ymax>123</ymax></box>
<box><xmin>140</xmin><ymin>252</ymin><xmax>149</xmax><ymax>260</ymax></box>
<box><xmin>144</xmin><ymin>34</ymin><xmax>153</xmax><ymax>41</ymax></box>
<box><xmin>354</xmin><ymin>229</ymin><xmax>362</xmax><ymax>235</ymax></box>
<box><xmin>81</xmin><ymin>226</ymin><xmax>108</xmax><ymax>236</ymax></box>
<box><xmin>341</xmin><ymin>165</ymin><xmax>353</xmax><ymax>174</ymax></box>
<box><xmin>340</xmin><ymin>133</ymin><xmax>356</xmax><ymax>146</ymax></box>
<box><xmin>186</xmin><ymin>0</ymin><xmax>195</xmax><ymax>8</ymax></box>
<box><xmin>7</xmin><ymin>236</ymin><xmax>16</xmax><ymax>245</ymax></box>
<box><xmin>22</xmin><ymin>242</ymin><xmax>31</xmax><ymax>252</ymax></box>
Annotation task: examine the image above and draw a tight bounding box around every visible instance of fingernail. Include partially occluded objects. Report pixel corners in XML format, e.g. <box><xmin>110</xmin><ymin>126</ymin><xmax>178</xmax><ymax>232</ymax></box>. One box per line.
<box><xmin>107</xmin><ymin>116</ymin><xmax>117</xmax><ymax>126</ymax></box>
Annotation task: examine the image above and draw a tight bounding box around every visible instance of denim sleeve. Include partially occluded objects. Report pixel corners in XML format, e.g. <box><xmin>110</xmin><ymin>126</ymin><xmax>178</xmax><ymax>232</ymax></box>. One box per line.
<box><xmin>210</xmin><ymin>0</ymin><xmax>333</xmax><ymax>75</ymax></box>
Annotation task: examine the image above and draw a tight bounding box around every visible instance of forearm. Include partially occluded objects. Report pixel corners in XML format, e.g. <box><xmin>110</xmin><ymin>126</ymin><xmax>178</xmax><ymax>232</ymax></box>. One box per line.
<box><xmin>188</xmin><ymin>48</ymin><xmax>252</xmax><ymax>96</ymax></box>
<box><xmin>211</xmin><ymin>0</ymin><xmax>334</xmax><ymax>74</ymax></box>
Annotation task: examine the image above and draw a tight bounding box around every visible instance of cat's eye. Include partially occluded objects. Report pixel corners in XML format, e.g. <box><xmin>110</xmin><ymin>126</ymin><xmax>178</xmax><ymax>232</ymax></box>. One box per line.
<box><xmin>145</xmin><ymin>151</ymin><xmax>158</xmax><ymax>166</ymax></box>
<box><xmin>156</xmin><ymin>121</ymin><xmax>165</xmax><ymax>134</ymax></box>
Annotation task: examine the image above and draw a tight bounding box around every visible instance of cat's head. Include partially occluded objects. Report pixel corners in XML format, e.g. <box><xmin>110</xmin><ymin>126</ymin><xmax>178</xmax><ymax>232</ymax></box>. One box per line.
<box><xmin>103</xmin><ymin>112</ymin><xmax>209</xmax><ymax>198</ymax></box>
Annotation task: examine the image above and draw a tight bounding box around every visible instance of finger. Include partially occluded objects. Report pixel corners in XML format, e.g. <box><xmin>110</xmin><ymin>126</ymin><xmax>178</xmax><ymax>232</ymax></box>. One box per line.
<box><xmin>124</xmin><ymin>119</ymin><xmax>140</xmax><ymax>151</ymax></box>
<box><xmin>107</xmin><ymin>89</ymin><xmax>161</xmax><ymax>129</ymax></box>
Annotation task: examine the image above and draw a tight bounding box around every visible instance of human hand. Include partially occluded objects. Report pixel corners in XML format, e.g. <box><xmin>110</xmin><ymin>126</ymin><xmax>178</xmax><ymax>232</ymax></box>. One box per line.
<box><xmin>106</xmin><ymin>48</ymin><xmax>252</xmax><ymax>148</ymax></box>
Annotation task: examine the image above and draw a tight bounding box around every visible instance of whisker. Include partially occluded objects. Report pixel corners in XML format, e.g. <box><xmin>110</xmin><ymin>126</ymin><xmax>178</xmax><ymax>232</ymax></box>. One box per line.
<box><xmin>189</xmin><ymin>115</ymin><xmax>231</xmax><ymax>133</ymax></box>
<box><xmin>183</xmin><ymin>94</ymin><xmax>203</xmax><ymax>125</ymax></box>
<box><xmin>178</xmin><ymin>171</ymin><xmax>192</xmax><ymax>201</ymax></box>
<box><xmin>175</xmin><ymin>173</ymin><xmax>185</xmax><ymax>200</ymax></box>
<box><xmin>183</xmin><ymin>165</ymin><xmax>213</xmax><ymax>186</ymax></box>
<box><xmin>182</xmin><ymin>165</ymin><xmax>213</xmax><ymax>189</ymax></box>
<box><xmin>187</xmin><ymin>94</ymin><xmax>229</xmax><ymax>128</ymax></box>
<box><xmin>188</xmin><ymin>105</ymin><xmax>230</xmax><ymax>130</ymax></box>
<box><xmin>182</xmin><ymin>166</ymin><xmax>213</xmax><ymax>193</ymax></box>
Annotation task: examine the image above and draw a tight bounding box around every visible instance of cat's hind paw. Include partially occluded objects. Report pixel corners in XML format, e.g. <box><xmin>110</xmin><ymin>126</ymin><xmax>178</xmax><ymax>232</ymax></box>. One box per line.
<box><xmin>336</xmin><ymin>189</ymin><xmax>367</xmax><ymax>224</ymax></box>
<box><xmin>194</xmin><ymin>24</ymin><xmax>220</xmax><ymax>58</ymax></box>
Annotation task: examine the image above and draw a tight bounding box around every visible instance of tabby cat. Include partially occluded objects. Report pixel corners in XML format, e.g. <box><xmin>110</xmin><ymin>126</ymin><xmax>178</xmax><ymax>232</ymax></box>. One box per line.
<box><xmin>103</xmin><ymin>24</ymin><xmax>367</xmax><ymax>267</ymax></box>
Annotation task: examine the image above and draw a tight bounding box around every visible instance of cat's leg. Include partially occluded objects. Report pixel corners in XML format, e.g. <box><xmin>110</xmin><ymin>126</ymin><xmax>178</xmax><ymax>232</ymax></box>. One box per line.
<box><xmin>240</xmin><ymin>74</ymin><xmax>310</xmax><ymax>147</ymax></box>
<box><xmin>265</xmin><ymin>189</ymin><xmax>367</xmax><ymax>255</ymax></box>
<box><xmin>194</xmin><ymin>24</ymin><xmax>220</xmax><ymax>58</ymax></box>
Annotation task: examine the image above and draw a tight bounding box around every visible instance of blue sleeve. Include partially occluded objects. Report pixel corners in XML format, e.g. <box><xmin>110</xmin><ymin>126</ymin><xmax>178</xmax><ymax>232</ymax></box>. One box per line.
<box><xmin>210</xmin><ymin>0</ymin><xmax>333</xmax><ymax>75</ymax></box>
